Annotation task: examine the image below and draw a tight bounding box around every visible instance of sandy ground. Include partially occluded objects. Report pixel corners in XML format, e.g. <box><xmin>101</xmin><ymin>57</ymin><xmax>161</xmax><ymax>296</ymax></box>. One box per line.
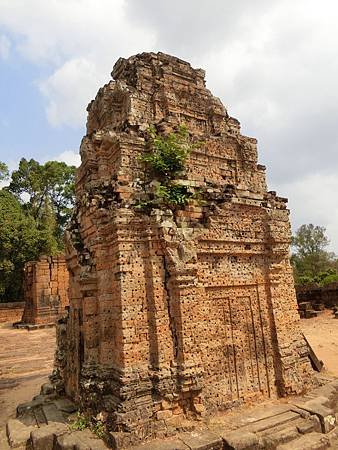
<box><xmin>0</xmin><ymin>323</ymin><xmax>56</xmax><ymax>449</ymax></box>
<box><xmin>300</xmin><ymin>309</ymin><xmax>338</xmax><ymax>377</ymax></box>
<box><xmin>0</xmin><ymin>311</ymin><xmax>337</xmax><ymax>449</ymax></box>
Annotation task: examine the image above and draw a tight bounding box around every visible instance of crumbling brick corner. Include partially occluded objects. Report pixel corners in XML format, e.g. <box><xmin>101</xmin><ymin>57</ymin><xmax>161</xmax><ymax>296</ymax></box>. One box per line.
<box><xmin>53</xmin><ymin>52</ymin><xmax>315</xmax><ymax>445</ymax></box>
<box><xmin>21</xmin><ymin>255</ymin><xmax>69</xmax><ymax>325</ymax></box>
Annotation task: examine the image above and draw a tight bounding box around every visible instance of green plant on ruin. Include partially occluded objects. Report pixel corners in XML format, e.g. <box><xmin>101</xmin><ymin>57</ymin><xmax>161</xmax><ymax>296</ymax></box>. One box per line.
<box><xmin>91</xmin><ymin>419</ymin><xmax>105</xmax><ymax>439</ymax></box>
<box><xmin>70</xmin><ymin>412</ymin><xmax>89</xmax><ymax>431</ymax></box>
<box><xmin>69</xmin><ymin>412</ymin><xmax>106</xmax><ymax>439</ymax></box>
<box><xmin>140</xmin><ymin>125</ymin><xmax>191</xmax><ymax>180</ymax></box>
<box><xmin>138</xmin><ymin>125</ymin><xmax>200</xmax><ymax>210</ymax></box>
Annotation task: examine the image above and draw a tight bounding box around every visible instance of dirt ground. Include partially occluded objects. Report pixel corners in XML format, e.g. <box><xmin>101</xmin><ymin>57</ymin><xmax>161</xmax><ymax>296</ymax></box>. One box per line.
<box><xmin>0</xmin><ymin>323</ymin><xmax>56</xmax><ymax>449</ymax></box>
<box><xmin>0</xmin><ymin>311</ymin><xmax>337</xmax><ymax>449</ymax></box>
<box><xmin>300</xmin><ymin>309</ymin><xmax>338</xmax><ymax>377</ymax></box>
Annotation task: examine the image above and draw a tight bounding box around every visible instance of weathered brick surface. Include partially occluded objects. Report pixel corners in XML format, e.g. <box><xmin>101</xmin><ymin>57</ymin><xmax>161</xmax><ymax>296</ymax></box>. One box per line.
<box><xmin>21</xmin><ymin>255</ymin><xmax>69</xmax><ymax>325</ymax></box>
<box><xmin>0</xmin><ymin>302</ymin><xmax>25</xmax><ymax>323</ymax></box>
<box><xmin>54</xmin><ymin>52</ymin><xmax>314</xmax><ymax>442</ymax></box>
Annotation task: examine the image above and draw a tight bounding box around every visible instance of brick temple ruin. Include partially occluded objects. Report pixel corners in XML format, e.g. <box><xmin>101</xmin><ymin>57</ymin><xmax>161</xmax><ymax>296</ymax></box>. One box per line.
<box><xmin>54</xmin><ymin>52</ymin><xmax>315</xmax><ymax>443</ymax></box>
<box><xmin>19</xmin><ymin>255</ymin><xmax>69</xmax><ymax>326</ymax></box>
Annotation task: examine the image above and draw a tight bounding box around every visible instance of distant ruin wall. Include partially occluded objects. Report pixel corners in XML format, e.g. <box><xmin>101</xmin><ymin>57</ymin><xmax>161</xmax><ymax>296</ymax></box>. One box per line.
<box><xmin>54</xmin><ymin>52</ymin><xmax>314</xmax><ymax>443</ymax></box>
<box><xmin>296</xmin><ymin>283</ymin><xmax>338</xmax><ymax>309</ymax></box>
<box><xmin>21</xmin><ymin>255</ymin><xmax>69</xmax><ymax>325</ymax></box>
<box><xmin>0</xmin><ymin>302</ymin><xmax>25</xmax><ymax>323</ymax></box>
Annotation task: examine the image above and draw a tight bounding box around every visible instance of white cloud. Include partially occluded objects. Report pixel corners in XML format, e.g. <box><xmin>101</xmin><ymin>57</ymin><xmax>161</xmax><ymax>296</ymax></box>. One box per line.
<box><xmin>39</xmin><ymin>58</ymin><xmax>105</xmax><ymax>127</ymax></box>
<box><xmin>0</xmin><ymin>34</ymin><xmax>10</xmax><ymax>59</ymax></box>
<box><xmin>53</xmin><ymin>150</ymin><xmax>81</xmax><ymax>167</ymax></box>
<box><xmin>0</xmin><ymin>0</ymin><xmax>154</xmax><ymax>127</ymax></box>
<box><xmin>277</xmin><ymin>173</ymin><xmax>338</xmax><ymax>252</ymax></box>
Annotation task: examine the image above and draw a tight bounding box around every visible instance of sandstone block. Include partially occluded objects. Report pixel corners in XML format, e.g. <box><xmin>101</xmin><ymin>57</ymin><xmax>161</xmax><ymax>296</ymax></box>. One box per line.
<box><xmin>30</xmin><ymin>423</ymin><xmax>68</xmax><ymax>450</ymax></box>
<box><xmin>179</xmin><ymin>430</ymin><xmax>223</xmax><ymax>450</ymax></box>
<box><xmin>221</xmin><ymin>430</ymin><xmax>260</xmax><ymax>450</ymax></box>
<box><xmin>7</xmin><ymin>418</ymin><xmax>36</xmax><ymax>448</ymax></box>
<box><xmin>55</xmin><ymin>429</ymin><xmax>108</xmax><ymax>450</ymax></box>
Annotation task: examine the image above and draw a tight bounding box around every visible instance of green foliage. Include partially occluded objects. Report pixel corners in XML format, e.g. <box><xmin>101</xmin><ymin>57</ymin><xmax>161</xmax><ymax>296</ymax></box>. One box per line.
<box><xmin>320</xmin><ymin>273</ymin><xmax>338</xmax><ymax>286</ymax></box>
<box><xmin>91</xmin><ymin>420</ymin><xmax>105</xmax><ymax>439</ymax></box>
<box><xmin>69</xmin><ymin>413</ymin><xmax>105</xmax><ymax>439</ymax></box>
<box><xmin>140</xmin><ymin>125</ymin><xmax>191</xmax><ymax>181</ymax></box>
<box><xmin>0</xmin><ymin>161</ymin><xmax>9</xmax><ymax>181</ymax></box>
<box><xmin>0</xmin><ymin>158</ymin><xmax>76</xmax><ymax>301</ymax></box>
<box><xmin>7</xmin><ymin>158</ymin><xmax>76</xmax><ymax>248</ymax></box>
<box><xmin>292</xmin><ymin>224</ymin><xmax>337</xmax><ymax>285</ymax></box>
<box><xmin>155</xmin><ymin>183</ymin><xmax>193</xmax><ymax>208</ymax></box>
<box><xmin>297</xmin><ymin>275</ymin><xmax>316</xmax><ymax>286</ymax></box>
<box><xmin>292</xmin><ymin>224</ymin><xmax>329</xmax><ymax>257</ymax></box>
<box><xmin>70</xmin><ymin>412</ymin><xmax>89</xmax><ymax>431</ymax></box>
<box><xmin>0</xmin><ymin>190</ymin><xmax>52</xmax><ymax>301</ymax></box>
<box><xmin>138</xmin><ymin>126</ymin><xmax>199</xmax><ymax>210</ymax></box>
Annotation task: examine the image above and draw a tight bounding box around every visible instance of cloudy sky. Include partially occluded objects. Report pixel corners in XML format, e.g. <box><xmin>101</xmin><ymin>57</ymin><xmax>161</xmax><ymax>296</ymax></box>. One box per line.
<box><xmin>0</xmin><ymin>0</ymin><xmax>338</xmax><ymax>249</ymax></box>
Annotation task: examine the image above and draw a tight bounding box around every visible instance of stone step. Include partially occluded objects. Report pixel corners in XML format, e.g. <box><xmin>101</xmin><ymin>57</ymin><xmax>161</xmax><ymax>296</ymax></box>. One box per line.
<box><xmin>178</xmin><ymin>430</ymin><xmax>223</xmax><ymax>450</ymax></box>
<box><xmin>243</xmin><ymin>410</ymin><xmax>301</xmax><ymax>433</ymax></box>
<box><xmin>276</xmin><ymin>431</ymin><xmax>330</xmax><ymax>450</ymax></box>
<box><xmin>261</xmin><ymin>425</ymin><xmax>300</xmax><ymax>448</ymax></box>
<box><xmin>259</xmin><ymin>416</ymin><xmax>318</xmax><ymax>439</ymax></box>
<box><xmin>294</xmin><ymin>399</ymin><xmax>337</xmax><ymax>433</ymax></box>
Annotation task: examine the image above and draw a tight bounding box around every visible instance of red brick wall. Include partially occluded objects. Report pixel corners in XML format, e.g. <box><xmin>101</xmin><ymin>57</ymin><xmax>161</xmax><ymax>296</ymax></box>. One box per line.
<box><xmin>0</xmin><ymin>302</ymin><xmax>25</xmax><ymax>323</ymax></box>
<box><xmin>22</xmin><ymin>255</ymin><xmax>69</xmax><ymax>325</ymax></box>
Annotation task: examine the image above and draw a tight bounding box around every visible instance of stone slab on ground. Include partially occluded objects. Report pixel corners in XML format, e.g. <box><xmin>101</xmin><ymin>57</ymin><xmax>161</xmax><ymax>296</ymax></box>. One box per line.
<box><xmin>260</xmin><ymin>425</ymin><xmax>300</xmax><ymax>448</ymax></box>
<box><xmin>55</xmin><ymin>429</ymin><xmax>109</xmax><ymax>450</ymax></box>
<box><xmin>42</xmin><ymin>403</ymin><xmax>67</xmax><ymax>424</ymax></box>
<box><xmin>30</xmin><ymin>423</ymin><xmax>68</xmax><ymax>450</ymax></box>
<box><xmin>179</xmin><ymin>430</ymin><xmax>223</xmax><ymax>449</ymax></box>
<box><xmin>17</xmin><ymin>398</ymin><xmax>48</xmax><ymax>416</ymax></box>
<box><xmin>218</xmin><ymin>430</ymin><xmax>260</xmax><ymax>450</ymax></box>
<box><xmin>53</xmin><ymin>398</ymin><xmax>77</xmax><ymax>414</ymax></box>
<box><xmin>243</xmin><ymin>410</ymin><xmax>301</xmax><ymax>433</ymax></box>
<box><xmin>6</xmin><ymin>418</ymin><xmax>37</xmax><ymax>448</ymax></box>
<box><xmin>294</xmin><ymin>399</ymin><xmax>336</xmax><ymax>433</ymax></box>
<box><xmin>276</xmin><ymin>431</ymin><xmax>330</xmax><ymax>450</ymax></box>
<box><xmin>130</xmin><ymin>438</ymin><xmax>189</xmax><ymax>450</ymax></box>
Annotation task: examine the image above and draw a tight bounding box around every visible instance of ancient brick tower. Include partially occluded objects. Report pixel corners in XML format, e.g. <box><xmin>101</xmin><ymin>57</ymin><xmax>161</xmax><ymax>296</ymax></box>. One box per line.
<box><xmin>21</xmin><ymin>255</ymin><xmax>69</xmax><ymax>326</ymax></box>
<box><xmin>56</xmin><ymin>52</ymin><xmax>314</xmax><ymax>440</ymax></box>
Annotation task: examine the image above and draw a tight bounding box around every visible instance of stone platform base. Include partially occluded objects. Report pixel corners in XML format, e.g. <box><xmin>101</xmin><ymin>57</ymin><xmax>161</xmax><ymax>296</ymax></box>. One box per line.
<box><xmin>13</xmin><ymin>322</ymin><xmax>56</xmax><ymax>330</ymax></box>
<box><xmin>6</xmin><ymin>382</ymin><xmax>108</xmax><ymax>450</ymax></box>
<box><xmin>6</xmin><ymin>376</ymin><xmax>338</xmax><ymax>450</ymax></box>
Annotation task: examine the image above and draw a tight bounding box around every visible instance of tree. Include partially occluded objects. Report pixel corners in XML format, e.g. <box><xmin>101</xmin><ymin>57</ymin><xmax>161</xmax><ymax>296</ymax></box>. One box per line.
<box><xmin>0</xmin><ymin>161</ymin><xmax>9</xmax><ymax>181</ymax></box>
<box><xmin>0</xmin><ymin>158</ymin><xmax>76</xmax><ymax>301</ymax></box>
<box><xmin>0</xmin><ymin>190</ymin><xmax>57</xmax><ymax>301</ymax></box>
<box><xmin>7</xmin><ymin>158</ymin><xmax>76</xmax><ymax>248</ymax></box>
<box><xmin>291</xmin><ymin>224</ymin><xmax>336</xmax><ymax>283</ymax></box>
